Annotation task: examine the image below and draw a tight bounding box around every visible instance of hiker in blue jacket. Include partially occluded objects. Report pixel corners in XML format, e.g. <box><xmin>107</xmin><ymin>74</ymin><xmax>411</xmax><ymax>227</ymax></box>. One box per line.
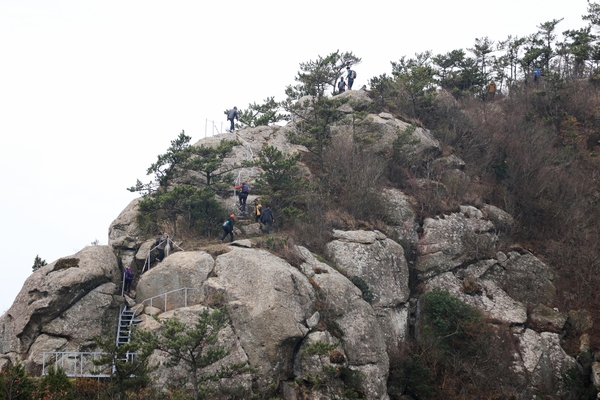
<box><xmin>220</xmin><ymin>214</ymin><xmax>236</xmax><ymax>242</ymax></box>
<box><xmin>346</xmin><ymin>66</ymin><xmax>356</xmax><ymax>90</ymax></box>
<box><xmin>338</xmin><ymin>77</ymin><xmax>346</xmax><ymax>94</ymax></box>
<box><xmin>227</xmin><ymin>107</ymin><xmax>238</xmax><ymax>133</ymax></box>
<box><xmin>124</xmin><ymin>266</ymin><xmax>134</xmax><ymax>295</ymax></box>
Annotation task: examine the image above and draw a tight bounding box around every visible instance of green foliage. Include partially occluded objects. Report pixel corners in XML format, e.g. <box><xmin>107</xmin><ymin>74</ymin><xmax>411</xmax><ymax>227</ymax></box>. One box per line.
<box><xmin>93</xmin><ymin>328</ymin><xmax>157</xmax><ymax>398</ymax></box>
<box><xmin>385</xmin><ymin>125</ymin><xmax>420</xmax><ymax>186</ymax></box>
<box><xmin>391</xmin><ymin>52</ymin><xmax>437</xmax><ymax>118</ymax></box>
<box><xmin>286</xmin><ymin>96</ymin><xmax>345</xmax><ymax>171</ymax></box>
<box><xmin>300</xmin><ymin>340</ymin><xmax>339</xmax><ymax>356</ymax></box>
<box><xmin>368</xmin><ymin>73</ymin><xmax>397</xmax><ymax>111</ymax></box>
<box><xmin>420</xmin><ymin>288</ymin><xmax>482</xmax><ymax>352</ymax></box>
<box><xmin>31</xmin><ymin>255</ymin><xmax>47</xmax><ymax>272</ymax></box>
<box><xmin>136</xmin><ymin>307</ymin><xmax>249</xmax><ymax>400</ymax></box>
<box><xmin>253</xmin><ymin>145</ymin><xmax>305</xmax><ymax>223</ymax></box>
<box><xmin>36</xmin><ymin>367</ymin><xmax>74</xmax><ymax>400</ymax></box>
<box><xmin>560</xmin><ymin>365</ymin><xmax>597</xmax><ymax>399</ymax></box>
<box><xmin>285</xmin><ymin>50</ymin><xmax>361</xmax><ymax>98</ymax></box>
<box><xmin>236</xmin><ymin>97</ymin><xmax>288</xmax><ymax>128</ymax></box>
<box><xmin>349</xmin><ymin>276</ymin><xmax>374</xmax><ymax>303</ymax></box>
<box><xmin>0</xmin><ymin>363</ymin><xmax>35</xmax><ymax>400</ymax></box>
<box><xmin>129</xmin><ymin>131</ymin><xmax>238</xmax><ymax>237</ymax></box>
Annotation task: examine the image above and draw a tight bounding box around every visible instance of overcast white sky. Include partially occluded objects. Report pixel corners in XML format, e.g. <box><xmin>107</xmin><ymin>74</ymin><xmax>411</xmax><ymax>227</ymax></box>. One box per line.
<box><xmin>0</xmin><ymin>0</ymin><xmax>590</xmax><ymax>314</ymax></box>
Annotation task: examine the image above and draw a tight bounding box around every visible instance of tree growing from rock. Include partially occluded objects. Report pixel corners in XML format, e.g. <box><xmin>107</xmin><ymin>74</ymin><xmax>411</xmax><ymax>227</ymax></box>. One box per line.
<box><xmin>233</xmin><ymin>97</ymin><xmax>288</xmax><ymax>128</ymax></box>
<box><xmin>285</xmin><ymin>50</ymin><xmax>361</xmax><ymax>98</ymax></box>
<box><xmin>129</xmin><ymin>131</ymin><xmax>240</xmax><ymax>236</ymax></box>
<box><xmin>136</xmin><ymin>307</ymin><xmax>251</xmax><ymax>400</ymax></box>
<box><xmin>93</xmin><ymin>329</ymin><xmax>156</xmax><ymax>399</ymax></box>
<box><xmin>253</xmin><ymin>145</ymin><xmax>305</xmax><ymax>222</ymax></box>
<box><xmin>32</xmin><ymin>255</ymin><xmax>47</xmax><ymax>272</ymax></box>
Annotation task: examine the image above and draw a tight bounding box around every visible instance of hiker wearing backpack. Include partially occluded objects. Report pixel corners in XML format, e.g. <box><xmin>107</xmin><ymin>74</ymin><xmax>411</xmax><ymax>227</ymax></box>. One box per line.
<box><xmin>227</xmin><ymin>107</ymin><xmax>238</xmax><ymax>133</ymax></box>
<box><xmin>253</xmin><ymin>198</ymin><xmax>262</xmax><ymax>223</ymax></box>
<box><xmin>234</xmin><ymin>182</ymin><xmax>249</xmax><ymax>212</ymax></box>
<box><xmin>123</xmin><ymin>266</ymin><xmax>134</xmax><ymax>295</ymax></box>
<box><xmin>220</xmin><ymin>214</ymin><xmax>236</xmax><ymax>242</ymax></box>
<box><xmin>338</xmin><ymin>77</ymin><xmax>346</xmax><ymax>94</ymax></box>
<box><xmin>346</xmin><ymin>66</ymin><xmax>356</xmax><ymax>90</ymax></box>
<box><xmin>260</xmin><ymin>205</ymin><xmax>275</xmax><ymax>234</ymax></box>
<box><xmin>155</xmin><ymin>232</ymin><xmax>171</xmax><ymax>262</ymax></box>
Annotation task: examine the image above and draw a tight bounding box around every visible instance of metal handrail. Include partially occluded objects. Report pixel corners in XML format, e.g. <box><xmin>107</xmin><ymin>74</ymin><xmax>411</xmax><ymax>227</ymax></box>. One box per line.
<box><xmin>132</xmin><ymin>287</ymin><xmax>199</xmax><ymax>317</ymax></box>
<box><xmin>42</xmin><ymin>351</ymin><xmax>137</xmax><ymax>377</ymax></box>
<box><xmin>42</xmin><ymin>352</ymin><xmax>109</xmax><ymax>377</ymax></box>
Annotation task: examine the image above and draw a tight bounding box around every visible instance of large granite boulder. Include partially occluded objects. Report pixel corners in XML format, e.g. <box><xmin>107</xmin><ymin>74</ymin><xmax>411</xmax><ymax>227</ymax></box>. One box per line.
<box><xmin>516</xmin><ymin>329</ymin><xmax>576</xmax><ymax>393</ymax></box>
<box><xmin>135</xmin><ymin>251</ymin><xmax>214</xmax><ymax>310</ymax></box>
<box><xmin>0</xmin><ymin>246</ymin><xmax>121</xmax><ymax>368</ymax></box>
<box><xmin>208</xmin><ymin>247</ymin><xmax>315</xmax><ymax>388</ymax></box>
<box><xmin>299</xmin><ymin>247</ymin><xmax>390</xmax><ymax>399</ymax></box>
<box><xmin>382</xmin><ymin>188</ymin><xmax>419</xmax><ymax>248</ymax></box>
<box><xmin>423</xmin><ymin>272</ymin><xmax>527</xmax><ymax>324</ymax></box>
<box><xmin>481</xmin><ymin>251</ymin><xmax>556</xmax><ymax>306</ymax></box>
<box><xmin>108</xmin><ymin>198</ymin><xmax>141</xmax><ymax>267</ymax></box>
<box><xmin>416</xmin><ymin>205</ymin><xmax>498</xmax><ymax>278</ymax></box>
<box><xmin>326</xmin><ymin>230</ymin><xmax>410</xmax><ymax>307</ymax></box>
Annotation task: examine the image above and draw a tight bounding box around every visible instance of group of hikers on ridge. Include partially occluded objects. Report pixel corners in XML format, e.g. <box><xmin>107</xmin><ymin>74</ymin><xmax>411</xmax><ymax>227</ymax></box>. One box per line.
<box><xmin>337</xmin><ymin>66</ymin><xmax>357</xmax><ymax>94</ymax></box>
<box><xmin>220</xmin><ymin>182</ymin><xmax>275</xmax><ymax>242</ymax></box>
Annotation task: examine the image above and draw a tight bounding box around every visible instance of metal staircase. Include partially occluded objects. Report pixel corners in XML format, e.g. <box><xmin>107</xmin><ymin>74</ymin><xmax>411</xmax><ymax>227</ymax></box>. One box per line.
<box><xmin>116</xmin><ymin>306</ymin><xmax>141</xmax><ymax>347</ymax></box>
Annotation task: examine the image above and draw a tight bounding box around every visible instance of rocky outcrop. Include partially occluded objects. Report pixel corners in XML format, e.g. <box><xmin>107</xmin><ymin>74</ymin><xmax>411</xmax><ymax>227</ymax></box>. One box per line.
<box><xmin>0</xmin><ymin>246</ymin><xmax>122</xmax><ymax>369</ymax></box>
<box><xmin>108</xmin><ymin>198</ymin><xmax>141</xmax><ymax>268</ymax></box>
<box><xmin>515</xmin><ymin>329</ymin><xmax>576</xmax><ymax>392</ymax></box>
<box><xmin>382</xmin><ymin>188</ymin><xmax>419</xmax><ymax>248</ymax></box>
<box><xmin>135</xmin><ymin>251</ymin><xmax>214</xmax><ymax>307</ymax></box>
<box><xmin>416</xmin><ymin>205</ymin><xmax>498</xmax><ymax>278</ymax></box>
<box><xmin>326</xmin><ymin>230</ymin><xmax>409</xmax><ymax>307</ymax></box>
<box><xmin>298</xmin><ymin>246</ymin><xmax>390</xmax><ymax>399</ymax></box>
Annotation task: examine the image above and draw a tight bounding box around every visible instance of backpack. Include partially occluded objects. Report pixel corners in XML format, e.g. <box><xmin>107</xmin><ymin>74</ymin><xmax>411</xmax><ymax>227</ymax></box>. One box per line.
<box><xmin>222</xmin><ymin>220</ymin><xmax>230</xmax><ymax>228</ymax></box>
<box><xmin>242</xmin><ymin>184</ymin><xmax>249</xmax><ymax>194</ymax></box>
<box><xmin>350</xmin><ymin>70</ymin><xmax>357</xmax><ymax>79</ymax></box>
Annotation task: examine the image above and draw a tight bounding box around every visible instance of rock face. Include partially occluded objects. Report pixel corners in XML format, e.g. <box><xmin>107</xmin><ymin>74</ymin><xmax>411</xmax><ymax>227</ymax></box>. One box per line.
<box><xmin>0</xmin><ymin>246</ymin><xmax>122</xmax><ymax>371</ymax></box>
<box><xmin>416</xmin><ymin>205</ymin><xmax>498</xmax><ymax>278</ymax></box>
<box><xmin>108</xmin><ymin>198</ymin><xmax>141</xmax><ymax>268</ymax></box>
<box><xmin>0</xmin><ymin>102</ymin><xmax>581</xmax><ymax>398</ymax></box>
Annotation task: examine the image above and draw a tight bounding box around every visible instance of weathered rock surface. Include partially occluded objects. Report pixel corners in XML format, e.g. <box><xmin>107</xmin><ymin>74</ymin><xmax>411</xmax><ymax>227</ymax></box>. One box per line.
<box><xmin>211</xmin><ymin>247</ymin><xmax>315</xmax><ymax>386</ymax></box>
<box><xmin>299</xmin><ymin>247</ymin><xmax>390</xmax><ymax>399</ymax></box>
<box><xmin>516</xmin><ymin>329</ymin><xmax>576</xmax><ymax>392</ymax></box>
<box><xmin>108</xmin><ymin>198</ymin><xmax>141</xmax><ymax>267</ymax></box>
<box><xmin>135</xmin><ymin>251</ymin><xmax>214</xmax><ymax>309</ymax></box>
<box><xmin>382</xmin><ymin>188</ymin><xmax>419</xmax><ymax>248</ymax></box>
<box><xmin>482</xmin><ymin>251</ymin><xmax>556</xmax><ymax>306</ymax></box>
<box><xmin>424</xmin><ymin>272</ymin><xmax>527</xmax><ymax>324</ymax></box>
<box><xmin>327</xmin><ymin>230</ymin><xmax>409</xmax><ymax>307</ymax></box>
<box><xmin>416</xmin><ymin>206</ymin><xmax>498</xmax><ymax>278</ymax></box>
<box><xmin>0</xmin><ymin>246</ymin><xmax>121</xmax><ymax>366</ymax></box>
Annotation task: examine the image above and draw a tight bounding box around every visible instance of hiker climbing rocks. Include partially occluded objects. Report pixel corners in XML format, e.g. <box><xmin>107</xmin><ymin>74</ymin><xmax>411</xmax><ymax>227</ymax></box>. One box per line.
<box><xmin>533</xmin><ymin>67</ymin><xmax>542</xmax><ymax>84</ymax></box>
<box><xmin>488</xmin><ymin>81</ymin><xmax>496</xmax><ymax>99</ymax></box>
<box><xmin>221</xmin><ymin>214</ymin><xmax>236</xmax><ymax>242</ymax></box>
<box><xmin>260</xmin><ymin>205</ymin><xmax>275</xmax><ymax>234</ymax></box>
<box><xmin>346</xmin><ymin>66</ymin><xmax>356</xmax><ymax>90</ymax></box>
<box><xmin>155</xmin><ymin>232</ymin><xmax>171</xmax><ymax>262</ymax></box>
<box><xmin>338</xmin><ymin>77</ymin><xmax>346</xmax><ymax>94</ymax></box>
<box><xmin>253</xmin><ymin>198</ymin><xmax>262</xmax><ymax>223</ymax></box>
<box><xmin>123</xmin><ymin>266</ymin><xmax>134</xmax><ymax>295</ymax></box>
<box><xmin>234</xmin><ymin>182</ymin><xmax>249</xmax><ymax>212</ymax></box>
<box><xmin>227</xmin><ymin>106</ymin><xmax>238</xmax><ymax>133</ymax></box>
